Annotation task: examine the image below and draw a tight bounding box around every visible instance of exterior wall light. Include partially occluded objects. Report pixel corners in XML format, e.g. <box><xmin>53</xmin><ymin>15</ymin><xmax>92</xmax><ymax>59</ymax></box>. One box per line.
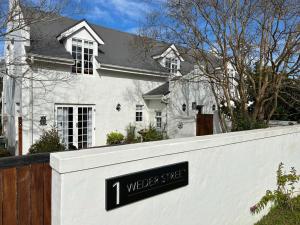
<box><xmin>212</xmin><ymin>105</ymin><xmax>216</xmax><ymax>111</ymax></box>
<box><xmin>182</xmin><ymin>103</ymin><xmax>187</xmax><ymax>112</ymax></box>
<box><xmin>40</xmin><ymin>116</ymin><xmax>47</xmax><ymax>126</ymax></box>
<box><xmin>116</xmin><ymin>103</ymin><xmax>121</xmax><ymax>111</ymax></box>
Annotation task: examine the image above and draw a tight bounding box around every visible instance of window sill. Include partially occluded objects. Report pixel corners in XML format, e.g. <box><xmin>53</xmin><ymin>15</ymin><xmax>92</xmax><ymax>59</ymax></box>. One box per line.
<box><xmin>71</xmin><ymin>72</ymin><xmax>97</xmax><ymax>77</ymax></box>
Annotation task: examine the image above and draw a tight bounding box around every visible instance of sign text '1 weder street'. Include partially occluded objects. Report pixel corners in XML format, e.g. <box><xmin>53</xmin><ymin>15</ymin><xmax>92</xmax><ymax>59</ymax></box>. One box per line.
<box><xmin>106</xmin><ymin>162</ymin><xmax>189</xmax><ymax>210</ymax></box>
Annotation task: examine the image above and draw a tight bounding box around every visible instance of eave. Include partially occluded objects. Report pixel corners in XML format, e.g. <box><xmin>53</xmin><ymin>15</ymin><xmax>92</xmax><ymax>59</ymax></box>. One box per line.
<box><xmin>143</xmin><ymin>95</ymin><xmax>163</xmax><ymax>100</ymax></box>
<box><xmin>56</xmin><ymin>20</ymin><xmax>105</xmax><ymax>45</ymax></box>
<box><xmin>98</xmin><ymin>63</ymin><xmax>170</xmax><ymax>78</ymax></box>
<box><xmin>27</xmin><ymin>53</ymin><xmax>74</xmax><ymax>65</ymax></box>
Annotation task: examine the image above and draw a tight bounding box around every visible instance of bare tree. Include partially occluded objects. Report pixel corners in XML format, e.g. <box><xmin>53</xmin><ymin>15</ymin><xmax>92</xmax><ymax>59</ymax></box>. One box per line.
<box><xmin>1</xmin><ymin>0</ymin><xmax>79</xmax><ymax>153</ymax></box>
<box><xmin>1</xmin><ymin>0</ymin><xmax>74</xmax><ymax>77</ymax></box>
<box><xmin>139</xmin><ymin>0</ymin><xmax>300</xmax><ymax>131</ymax></box>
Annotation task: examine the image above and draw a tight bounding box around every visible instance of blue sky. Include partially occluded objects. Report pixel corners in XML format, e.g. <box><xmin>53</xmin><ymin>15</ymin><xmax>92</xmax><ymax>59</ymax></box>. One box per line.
<box><xmin>0</xmin><ymin>0</ymin><xmax>157</xmax><ymax>56</ymax></box>
<box><xmin>68</xmin><ymin>0</ymin><xmax>152</xmax><ymax>34</ymax></box>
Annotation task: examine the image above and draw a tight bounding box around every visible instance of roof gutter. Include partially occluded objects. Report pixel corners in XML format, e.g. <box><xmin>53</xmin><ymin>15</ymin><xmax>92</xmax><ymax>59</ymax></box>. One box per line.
<box><xmin>99</xmin><ymin>63</ymin><xmax>170</xmax><ymax>78</ymax></box>
<box><xmin>143</xmin><ymin>94</ymin><xmax>163</xmax><ymax>100</ymax></box>
<box><xmin>27</xmin><ymin>53</ymin><xmax>74</xmax><ymax>65</ymax></box>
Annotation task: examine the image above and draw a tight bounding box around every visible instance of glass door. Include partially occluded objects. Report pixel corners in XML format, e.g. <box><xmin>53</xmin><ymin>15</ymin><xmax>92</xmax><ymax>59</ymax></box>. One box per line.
<box><xmin>56</xmin><ymin>105</ymin><xmax>94</xmax><ymax>149</ymax></box>
<box><xmin>56</xmin><ymin>106</ymin><xmax>74</xmax><ymax>148</ymax></box>
<box><xmin>77</xmin><ymin>107</ymin><xmax>93</xmax><ymax>149</ymax></box>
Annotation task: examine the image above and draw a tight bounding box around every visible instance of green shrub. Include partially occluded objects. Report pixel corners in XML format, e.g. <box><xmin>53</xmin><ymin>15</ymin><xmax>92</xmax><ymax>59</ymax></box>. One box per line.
<box><xmin>106</xmin><ymin>131</ymin><xmax>124</xmax><ymax>145</ymax></box>
<box><xmin>125</xmin><ymin>124</ymin><xmax>138</xmax><ymax>144</ymax></box>
<box><xmin>232</xmin><ymin>115</ymin><xmax>268</xmax><ymax>132</ymax></box>
<box><xmin>251</xmin><ymin>163</ymin><xmax>300</xmax><ymax>215</ymax></box>
<box><xmin>29</xmin><ymin>128</ymin><xmax>66</xmax><ymax>154</ymax></box>
<box><xmin>254</xmin><ymin>195</ymin><xmax>300</xmax><ymax>225</ymax></box>
<box><xmin>0</xmin><ymin>148</ymin><xmax>11</xmax><ymax>158</ymax></box>
<box><xmin>139</xmin><ymin>124</ymin><xmax>164</xmax><ymax>142</ymax></box>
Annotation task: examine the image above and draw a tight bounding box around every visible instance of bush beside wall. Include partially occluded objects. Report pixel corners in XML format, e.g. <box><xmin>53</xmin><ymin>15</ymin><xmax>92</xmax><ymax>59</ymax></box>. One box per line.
<box><xmin>255</xmin><ymin>195</ymin><xmax>300</xmax><ymax>225</ymax></box>
<box><xmin>106</xmin><ymin>132</ymin><xmax>124</xmax><ymax>145</ymax></box>
<box><xmin>29</xmin><ymin>128</ymin><xmax>66</xmax><ymax>154</ymax></box>
<box><xmin>139</xmin><ymin>124</ymin><xmax>165</xmax><ymax>142</ymax></box>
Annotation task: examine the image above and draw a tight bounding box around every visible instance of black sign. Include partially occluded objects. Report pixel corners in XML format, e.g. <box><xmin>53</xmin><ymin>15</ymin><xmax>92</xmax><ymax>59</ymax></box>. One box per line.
<box><xmin>106</xmin><ymin>162</ymin><xmax>188</xmax><ymax>211</ymax></box>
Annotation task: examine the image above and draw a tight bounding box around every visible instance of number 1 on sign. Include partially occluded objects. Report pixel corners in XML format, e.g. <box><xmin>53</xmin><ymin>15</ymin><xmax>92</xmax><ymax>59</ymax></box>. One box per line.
<box><xmin>113</xmin><ymin>182</ymin><xmax>120</xmax><ymax>205</ymax></box>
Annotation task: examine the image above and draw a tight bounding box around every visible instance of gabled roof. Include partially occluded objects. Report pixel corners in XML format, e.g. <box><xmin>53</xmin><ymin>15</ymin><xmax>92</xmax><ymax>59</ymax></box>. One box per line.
<box><xmin>21</xmin><ymin>7</ymin><xmax>171</xmax><ymax>74</ymax></box>
<box><xmin>57</xmin><ymin>20</ymin><xmax>105</xmax><ymax>45</ymax></box>
<box><xmin>152</xmin><ymin>44</ymin><xmax>184</xmax><ymax>61</ymax></box>
<box><xmin>144</xmin><ymin>82</ymin><xmax>170</xmax><ymax>97</ymax></box>
<box><xmin>21</xmin><ymin>7</ymin><xmax>218</xmax><ymax>76</ymax></box>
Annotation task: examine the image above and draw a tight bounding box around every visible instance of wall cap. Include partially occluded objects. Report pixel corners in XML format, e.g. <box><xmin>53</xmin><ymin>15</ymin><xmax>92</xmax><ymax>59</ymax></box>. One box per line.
<box><xmin>50</xmin><ymin>126</ymin><xmax>300</xmax><ymax>174</ymax></box>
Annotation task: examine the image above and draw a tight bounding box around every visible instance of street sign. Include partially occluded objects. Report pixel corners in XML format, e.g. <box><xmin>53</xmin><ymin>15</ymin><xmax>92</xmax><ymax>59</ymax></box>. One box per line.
<box><xmin>106</xmin><ymin>162</ymin><xmax>189</xmax><ymax>210</ymax></box>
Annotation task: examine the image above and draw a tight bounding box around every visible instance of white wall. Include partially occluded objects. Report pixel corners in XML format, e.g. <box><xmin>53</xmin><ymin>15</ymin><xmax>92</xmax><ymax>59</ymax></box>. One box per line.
<box><xmin>50</xmin><ymin>125</ymin><xmax>300</xmax><ymax>225</ymax></box>
<box><xmin>167</xmin><ymin>76</ymin><xmax>221</xmax><ymax>137</ymax></box>
<box><xmin>15</xmin><ymin>26</ymin><xmax>167</xmax><ymax>154</ymax></box>
<box><xmin>20</xmin><ymin>62</ymin><xmax>166</xmax><ymax>153</ymax></box>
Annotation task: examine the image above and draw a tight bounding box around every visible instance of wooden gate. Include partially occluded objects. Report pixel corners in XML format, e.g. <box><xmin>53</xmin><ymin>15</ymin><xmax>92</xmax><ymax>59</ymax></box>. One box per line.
<box><xmin>196</xmin><ymin>114</ymin><xmax>214</xmax><ymax>136</ymax></box>
<box><xmin>0</xmin><ymin>153</ymin><xmax>51</xmax><ymax>225</ymax></box>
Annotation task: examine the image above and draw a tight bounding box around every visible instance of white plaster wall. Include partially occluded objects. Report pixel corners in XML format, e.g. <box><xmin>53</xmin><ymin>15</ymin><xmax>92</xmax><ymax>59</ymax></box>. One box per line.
<box><xmin>16</xmin><ymin>27</ymin><xmax>167</xmax><ymax>154</ymax></box>
<box><xmin>168</xmin><ymin>116</ymin><xmax>196</xmax><ymax>138</ymax></box>
<box><xmin>145</xmin><ymin>99</ymin><xmax>167</xmax><ymax>130</ymax></box>
<box><xmin>21</xmin><ymin>62</ymin><xmax>166</xmax><ymax>153</ymax></box>
<box><xmin>50</xmin><ymin>126</ymin><xmax>300</xmax><ymax>225</ymax></box>
<box><xmin>167</xmin><ymin>76</ymin><xmax>220</xmax><ymax>137</ymax></box>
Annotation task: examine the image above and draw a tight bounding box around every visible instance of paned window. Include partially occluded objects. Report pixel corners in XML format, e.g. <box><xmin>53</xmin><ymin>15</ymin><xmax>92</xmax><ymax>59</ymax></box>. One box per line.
<box><xmin>136</xmin><ymin>105</ymin><xmax>143</xmax><ymax>122</ymax></box>
<box><xmin>72</xmin><ymin>39</ymin><xmax>82</xmax><ymax>74</ymax></box>
<box><xmin>83</xmin><ymin>41</ymin><xmax>94</xmax><ymax>75</ymax></box>
<box><xmin>72</xmin><ymin>39</ymin><xmax>94</xmax><ymax>75</ymax></box>
<box><xmin>165</xmin><ymin>58</ymin><xmax>178</xmax><ymax>74</ymax></box>
<box><xmin>156</xmin><ymin>111</ymin><xmax>162</xmax><ymax>128</ymax></box>
<box><xmin>77</xmin><ymin>107</ymin><xmax>93</xmax><ymax>149</ymax></box>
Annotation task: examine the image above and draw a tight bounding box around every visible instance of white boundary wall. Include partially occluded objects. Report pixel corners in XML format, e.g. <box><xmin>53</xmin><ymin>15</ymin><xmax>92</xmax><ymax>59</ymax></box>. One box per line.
<box><xmin>50</xmin><ymin>126</ymin><xmax>300</xmax><ymax>225</ymax></box>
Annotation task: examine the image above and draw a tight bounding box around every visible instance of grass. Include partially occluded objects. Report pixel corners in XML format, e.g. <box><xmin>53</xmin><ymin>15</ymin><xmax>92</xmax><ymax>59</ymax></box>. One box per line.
<box><xmin>255</xmin><ymin>195</ymin><xmax>300</xmax><ymax>225</ymax></box>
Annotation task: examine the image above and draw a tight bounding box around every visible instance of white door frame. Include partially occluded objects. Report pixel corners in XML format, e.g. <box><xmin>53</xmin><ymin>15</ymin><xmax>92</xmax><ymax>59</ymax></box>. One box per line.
<box><xmin>54</xmin><ymin>104</ymin><xmax>96</xmax><ymax>149</ymax></box>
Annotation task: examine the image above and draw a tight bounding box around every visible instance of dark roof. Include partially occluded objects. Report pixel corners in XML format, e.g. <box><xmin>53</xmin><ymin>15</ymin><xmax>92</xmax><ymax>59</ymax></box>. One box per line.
<box><xmin>21</xmin><ymin>7</ymin><xmax>218</xmax><ymax>75</ymax></box>
<box><xmin>144</xmin><ymin>82</ymin><xmax>170</xmax><ymax>96</ymax></box>
<box><xmin>21</xmin><ymin>7</ymin><xmax>170</xmax><ymax>74</ymax></box>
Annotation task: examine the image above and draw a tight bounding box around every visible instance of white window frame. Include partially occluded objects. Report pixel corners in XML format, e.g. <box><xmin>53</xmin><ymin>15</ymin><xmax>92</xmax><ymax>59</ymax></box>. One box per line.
<box><xmin>135</xmin><ymin>105</ymin><xmax>143</xmax><ymax>122</ymax></box>
<box><xmin>72</xmin><ymin>38</ymin><xmax>94</xmax><ymax>75</ymax></box>
<box><xmin>155</xmin><ymin>111</ymin><xmax>162</xmax><ymax>129</ymax></box>
<box><xmin>55</xmin><ymin>104</ymin><xmax>96</xmax><ymax>149</ymax></box>
<box><xmin>165</xmin><ymin>57</ymin><xmax>178</xmax><ymax>74</ymax></box>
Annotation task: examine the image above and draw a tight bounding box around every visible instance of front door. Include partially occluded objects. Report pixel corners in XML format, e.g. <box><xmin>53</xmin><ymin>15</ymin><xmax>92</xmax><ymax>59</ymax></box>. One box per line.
<box><xmin>196</xmin><ymin>113</ymin><xmax>213</xmax><ymax>136</ymax></box>
<box><xmin>56</xmin><ymin>105</ymin><xmax>94</xmax><ymax>149</ymax></box>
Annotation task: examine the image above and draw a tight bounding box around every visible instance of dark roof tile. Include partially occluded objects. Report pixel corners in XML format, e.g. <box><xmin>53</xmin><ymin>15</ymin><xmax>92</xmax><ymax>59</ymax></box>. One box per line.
<box><xmin>144</xmin><ymin>82</ymin><xmax>169</xmax><ymax>96</ymax></box>
<box><xmin>21</xmin><ymin>7</ymin><xmax>218</xmax><ymax>75</ymax></box>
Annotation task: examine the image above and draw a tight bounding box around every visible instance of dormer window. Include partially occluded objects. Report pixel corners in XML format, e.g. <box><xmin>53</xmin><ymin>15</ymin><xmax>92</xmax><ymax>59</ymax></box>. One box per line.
<box><xmin>165</xmin><ymin>57</ymin><xmax>178</xmax><ymax>74</ymax></box>
<box><xmin>72</xmin><ymin>38</ymin><xmax>94</xmax><ymax>75</ymax></box>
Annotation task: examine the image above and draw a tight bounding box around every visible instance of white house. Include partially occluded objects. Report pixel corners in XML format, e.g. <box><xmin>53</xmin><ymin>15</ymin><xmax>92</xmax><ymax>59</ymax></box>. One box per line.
<box><xmin>2</xmin><ymin>4</ymin><xmax>222</xmax><ymax>155</ymax></box>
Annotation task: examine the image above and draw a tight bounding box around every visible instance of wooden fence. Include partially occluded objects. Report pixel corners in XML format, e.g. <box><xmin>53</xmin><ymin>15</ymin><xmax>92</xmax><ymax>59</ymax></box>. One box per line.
<box><xmin>0</xmin><ymin>153</ymin><xmax>51</xmax><ymax>225</ymax></box>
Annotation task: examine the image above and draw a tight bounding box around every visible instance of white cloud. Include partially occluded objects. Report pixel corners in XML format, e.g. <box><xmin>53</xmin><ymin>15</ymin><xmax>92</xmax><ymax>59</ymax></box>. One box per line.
<box><xmin>95</xmin><ymin>0</ymin><xmax>151</xmax><ymax>20</ymax></box>
<box><xmin>85</xmin><ymin>6</ymin><xmax>113</xmax><ymax>21</ymax></box>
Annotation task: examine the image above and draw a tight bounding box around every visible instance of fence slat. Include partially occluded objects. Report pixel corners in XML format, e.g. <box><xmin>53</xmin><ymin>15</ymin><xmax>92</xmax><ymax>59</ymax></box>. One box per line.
<box><xmin>17</xmin><ymin>166</ymin><xmax>31</xmax><ymax>225</ymax></box>
<box><xmin>0</xmin><ymin>170</ymin><xmax>3</xmax><ymax>225</ymax></box>
<box><xmin>43</xmin><ymin>164</ymin><xmax>51</xmax><ymax>225</ymax></box>
<box><xmin>3</xmin><ymin>168</ymin><xmax>17</xmax><ymax>225</ymax></box>
<box><xmin>31</xmin><ymin>164</ymin><xmax>44</xmax><ymax>225</ymax></box>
